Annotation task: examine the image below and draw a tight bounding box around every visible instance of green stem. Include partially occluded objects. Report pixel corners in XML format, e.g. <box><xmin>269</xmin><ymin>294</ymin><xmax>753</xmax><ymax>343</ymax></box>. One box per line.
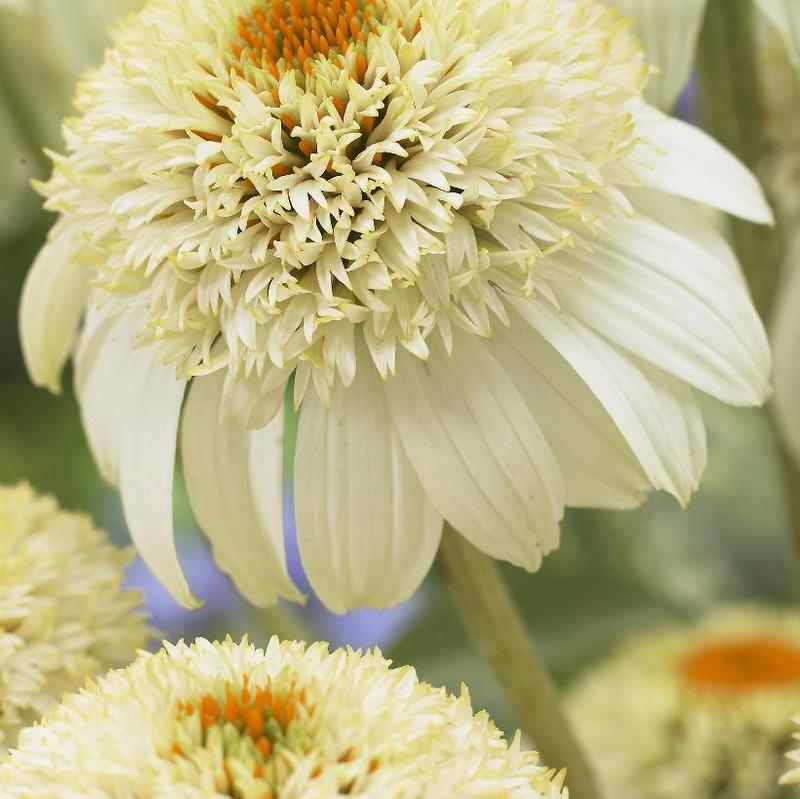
<box><xmin>697</xmin><ymin>0</ymin><xmax>800</xmax><ymax>572</ymax></box>
<box><xmin>696</xmin><ymin>0</ymin><xmax>783</xmax><ymax>318</ymax></box>
<box><xmin>774</xmin><ymin>426</ymin><xmax>800</xmax><ymax>587</ymax></box>
<box><xmin>438</xmin><ymin>527</ymin><xmax>604</xmax><ymax>799</ymax></box>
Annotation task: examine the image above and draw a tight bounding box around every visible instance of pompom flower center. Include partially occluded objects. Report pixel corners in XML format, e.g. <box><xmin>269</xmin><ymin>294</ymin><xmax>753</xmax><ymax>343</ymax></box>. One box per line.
<box><xmin>170</xmin><ymin>677</ymin><xmax>317</xmax><ymax>798</ymax></box>
<box><xmin>233</xmin><ymin>0</ymin><xmax>380</xmax><ymax>77</ymax></box>
<box><xmin>36</xmin><ymin>0</ymin><xmax>651</xmax><ymax>402</ymax></box>
<box><xmin>680</xmin><ymin>636</ymin><xmax>800</xmax><ymax>692</ymax></box>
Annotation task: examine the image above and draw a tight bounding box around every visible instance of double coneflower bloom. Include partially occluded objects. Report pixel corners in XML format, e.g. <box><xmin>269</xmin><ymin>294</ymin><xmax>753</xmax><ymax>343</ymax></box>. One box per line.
<box><xmin>0</xmin><ymin>484</ymin><xmax>148</xmax><ymax>751</ymax></box>
<box><xmin>21</xmin><ymin>0</ymin><xmax>772</xmax><ymax>611</ymax></box>
<box><xmin>0</xmin><ymin>637</ymin><xmax>568</xmax><ymax>798</ymax></box>
<box><xmin>568</xmin><ymin>606</ymin><xmax>800</xmax><ymax>799</ymax></box>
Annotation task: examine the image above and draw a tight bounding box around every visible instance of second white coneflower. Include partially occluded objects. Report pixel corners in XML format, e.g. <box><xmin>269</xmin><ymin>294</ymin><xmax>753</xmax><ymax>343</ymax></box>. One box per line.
<box><xmin>0</xmin><ymin>636</ymin><xmax>568</xmax><ymax>799</ymax></box>
<box><xmin>0</xmin><ymin>483</ymin><xmax>149</xmax><ymax>753</ymax></box>
<box><xmin>568</xmin><ymin>606</ymin><xmax>800</xmax><ymax>799</ymax></box>
<box><xmin>21</xmin><ymin>0</ymin><xmax>772</xmax><ymax>611</ymax></box>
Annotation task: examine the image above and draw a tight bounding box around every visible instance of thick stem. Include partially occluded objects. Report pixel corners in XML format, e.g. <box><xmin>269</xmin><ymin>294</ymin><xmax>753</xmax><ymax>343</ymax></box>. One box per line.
<box><xmin>697</xmin><ymin>0</ymin><xmax>800</xmax><ymax>568</ymax></box>
<box><xmin>697</xmin><ymin>0</ymin><xmax>781</xmax><ymax>318</ymax></box>
<box><xmin>774</xmin><ymin>427</ymin><xmax>800</xmax><ymax>585</ymax></box>
<box><xmin>438</xmin><ymin>527</ymin><xmax>604</xmax><ymax>799</ymax></box>
<box><xmin>697</xmin><ymin>0</ymin><xmax>783</xmax><ymax>318</ymax></box>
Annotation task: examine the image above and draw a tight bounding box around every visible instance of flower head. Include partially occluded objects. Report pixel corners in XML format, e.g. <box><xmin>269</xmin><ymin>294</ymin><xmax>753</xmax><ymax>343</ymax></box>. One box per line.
<box><xmin>0</xmin><ymin>636</ymin><xmax>567</xmax><ymax>799</ymax></box>
<box><xmin>781</xmin><ymin>716</ymin><xmax>800</xmax><ymax>789</ymax></box>
<box><xmin>0</xmin><ymin>483</ymin><xmax>150</xmax><ymax>752</ymax></box>
<box><xmin>567</xmin><ymin>605</ymin><xmax>800</xmax><ymax>799</ymax></box>
<box><xmin>21</xmin><ymin>0</ymin><xmax>772</xmax><ymax>612</ymax></box>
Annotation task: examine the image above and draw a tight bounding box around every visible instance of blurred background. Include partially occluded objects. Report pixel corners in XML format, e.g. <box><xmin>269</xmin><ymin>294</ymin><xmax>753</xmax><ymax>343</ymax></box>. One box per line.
<box><xmin>0</xmin><ymin>0</ymin><xmax>797</xmax><ymax>749</ymax></box>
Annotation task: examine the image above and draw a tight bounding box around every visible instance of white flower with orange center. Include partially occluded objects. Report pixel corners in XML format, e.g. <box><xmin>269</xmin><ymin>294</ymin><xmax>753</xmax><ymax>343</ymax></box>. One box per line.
<box><xmin>0</xmin><ymin>483</ymin><xmax>150</xmax><ymax>754</ymax></box>
<box><xmin>21</xmin><ymin>0</ymin><xmax>773</xmax><ymax>611</ymax></box>
<box><xmin>0</xmin><ymin>636</ymin><xmax>568</xmax><ymax>799</ymax></box>
<box><xmin>567</xmin><ymin>606</ymin><xmax>800</xmax><ymax>799</ymax></box>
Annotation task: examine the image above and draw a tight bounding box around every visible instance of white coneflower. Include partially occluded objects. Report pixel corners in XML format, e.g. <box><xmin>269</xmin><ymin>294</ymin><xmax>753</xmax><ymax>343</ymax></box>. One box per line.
<box><xmin>0</xmin><ymin>636</ymin><xmax>567</xmax><ymax>799</ymax></box>
<box><xmin>0</xmin><ymin>483</ymin><xmax>150</xmax><ymax>753</ymax></box>
<box><xmin>782</xmin><ymin>717</ymin><xmax>800</xmax><ymax>788</ymax></box>
<box><xmin>21</xmin><ymin>0</ymin><xmax>772</xmax><ymax>612</ymax></box>
<box><xmin>567</xmin><ymin>605</ymin><xmax>800</xmax><ymax>799</ymax></box>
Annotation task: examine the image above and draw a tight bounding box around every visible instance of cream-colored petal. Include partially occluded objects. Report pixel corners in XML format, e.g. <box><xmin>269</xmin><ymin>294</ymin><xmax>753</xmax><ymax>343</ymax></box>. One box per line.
<box><xmin>615</xmin><ymin>0</ymin><xmax>707</xmax><ymax>111</ymax></box>
<box><xmin>489</xmin><ymin>321</ymin><xmax>650</xmax><ymax>510</ymax></box>
<box><xmin>118</xmin><ymin>355</ymin><xmax>196</xmax><ymax>610</ymax></box>
<box><xmin>295</xmin><ymin>346</ymin><xmax>443</xmax><ymax>613</ymax></box>
<box><xmin>772</xmin><ymin>234</ymin><xmax>800</xmax><ymax>468</ymax></box>
<box><xmin>182</xmin><ymin>372</ymin><xmax>303</xmax><ymax>607</ymax></box>
<box><xmin>384</xmin><ymin>330</ymin><xmax>564</xmax><ymax>571</ymax></box>
<box><xmin>755</xmin><ymin>0</ymin><xmax>800</xmax><ymax>67</ymax></box>
<box><xmin>74</xmin><ymin>309</ymin><xmax>137</xmax><ymax>484</ymax></box>
<box><xmin>513</xmin><ymin>298</ymin><xmax>706</xmax><ymax>505</ymax></box>
<box><xmin>634</xmin><ymin>107</ymin><xmax>774</xmax><ymax>224</ymax></box>
<box><xmin>19</xmin><ymin>225</ymin><xmax>89</xmax><ymax>393</ymax></box>
<box><xmin>75</xmin><ymin>310</ymin><xmax>196</xmax><ymax>608</ymax></box>
<box><xmin>551</xmin><ymin>212</ymin><xmax>771</xmax><ymax>406</ymax></box>
<box><xmin>625</xmin><ymin>188</ymin><xmax>747</xmax><ymax>288</ymax></box>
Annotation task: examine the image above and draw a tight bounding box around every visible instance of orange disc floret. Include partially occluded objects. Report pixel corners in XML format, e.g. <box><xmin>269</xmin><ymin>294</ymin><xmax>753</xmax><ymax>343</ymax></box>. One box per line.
<box><xmin>680</xmin><ymin>636</ymin><xmax>800</xmax><ymax>692</ymax></box>
<box><xmin>200</xmin><ymin>695</ymin><xmax>221</xmax><ymax>729</ymax></box>
<box><xmin>231</xmin><ymin>0</ymin><xmax>381</xmax><ymax>78</ymax></box>
<box><xmin>247</xmin><ymin>708</ymin><xmax>266</xmax><ymax>738</ymax></box>
<box><xmin>174</xmin><ymin>678</ymin><xmax>310</xmax><ymax>746</ymax></box>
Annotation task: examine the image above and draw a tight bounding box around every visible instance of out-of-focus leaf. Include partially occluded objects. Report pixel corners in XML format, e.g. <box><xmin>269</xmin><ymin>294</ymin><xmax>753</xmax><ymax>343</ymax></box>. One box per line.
<box><xmin>0</xmin><ymin>378</ymin><xmax>111</xmax><ymax>521</ymax></box>
<box><xmin>613</xmin><ymin>0</ymin><xmax>707</xmax><ymax>111</ymax></box>
<box><xmin>756</xmin><ymin>0</ymin><xmax>800</xmax><ymax>67</ymax></box>
<box><xmin>0</xmin><ymin>0</ymin><xmax>143</xmax><ymax>212</ymax></box>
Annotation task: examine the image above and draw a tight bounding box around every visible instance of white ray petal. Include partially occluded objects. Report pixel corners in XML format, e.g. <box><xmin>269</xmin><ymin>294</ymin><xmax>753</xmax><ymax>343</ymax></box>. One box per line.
<box><xmin>75</xmin><ymin>310</ymin><xmax>196</xmax><ymax>608</ymax></box>
<box><xmin>513</xmin><ymin>299</ymin><xmax>706</xmax><ymax>505</ymax></box>
<box><xmin>19</xmin><ymin>226</ymin><xmax>89</xmax><ymax>393</ymax></box>
<box><xmin>489</xmin><ymin>321</ymin><xmax>650</xmax><ymax>509</ymax></box>
<box><xmin>625</xmin><ymin>188</ymin><xmax>746</xmax><ymax>288</ymax></box>
<box><xmin>295</xmin><ymin>346</ymin><xmax>443</xmax><ymax>613</ymax></box>
<box><xmin>384</xmin><ymin>331</ymin><xmax>564</xmax><ymax>571</ymax></box>
<box><xmin>634</xmin><ymin>108</ymin><xmax>774</xmax><ymax>224</ymax></box>
<box><xmin>182</xmin><ymin>372</ymin><xmax>303</xmax><ymax>607</ymax></box>
<box><xmin>551</xmin><ymin>212</ymin><xmax>771</xmax><ymax>406</ymax></box>
<box><xmin>614</xmin><ymin>0</ymin><xmax>707</xmax><ymax>111</ymax></box>
<box><xmin>74</xmin><ymin>310</ymin><xmax>140</xmax><ymax>485</ymax></box>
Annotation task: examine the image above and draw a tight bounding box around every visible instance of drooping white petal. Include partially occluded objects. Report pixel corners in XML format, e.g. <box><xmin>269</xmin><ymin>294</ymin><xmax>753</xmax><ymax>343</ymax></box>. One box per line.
<box><xmin>625</xmin><ymin>188</ymin><xmax>746</xmax><ymax>288</ymax></box>
<box><xmin>384</xmin><ymin>331</ymin><xmax>564</xmax><ymax>571</ymax></box>
<box><xmin>488</xmin><ymin>321</ymin><xmax>650</xmax><ymax>509</ymax></box>
<box><xmin>181</xmin><ymin>371</ymin><xmax>303</xmax><ymax>607</ymax></box>
<box><xmin>614</xmin><ymin>0</ymin><xmax>707</xmax><ymax>111</ymax></box>
<box><xmin>19</xmin><ymin>225</ymin><xmax>89</xmax><ymax>393</ymax></box>
<box><xmin>295</xmin><ymin>347</ymin><xmax>443</xmax><ymax>612</ymax></box>
<box><xmin>634</xmin><ymin>108</ymin><xmax>774</xmax><ymax>224</ymax></box>
<box><xmin>74</xmin><ymin>310</ymin><xmax>196</xmax><ymax>608</ymax></box>
<box><xmin>74</xmin><ymin>309</ymin><xmax>137</xmax><ymax>485</ymax></box>
<box><xmin>771</xmin><ymin>235</ymin><xmax>800</xmax><ymax>468</ymax></box>
<box><xmin>513</xmin><ymin>299</ymin><xmax>706</xmax><ymax>505</ymax></box>
<box><xmin>118</xmin><ymin>361</ymin><xmax>196</xmax><ymax>609</ymax></box>
<box><xmin>550</xmin><ymin>212</ymin><xmax>771</xmax><ymax>406</ymax></box>
<box><xmin>755</xmin><ymin>0</ymin><xmax>800</xmax><ymax>67</ymax></box>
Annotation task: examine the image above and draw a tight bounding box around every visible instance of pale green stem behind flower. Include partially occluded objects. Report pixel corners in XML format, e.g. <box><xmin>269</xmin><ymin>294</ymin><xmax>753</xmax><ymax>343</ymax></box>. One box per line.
<box><xmin>439</xmin><ymin>527</ymin><xmax>605</xmax><ymax>799</ymax></box>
